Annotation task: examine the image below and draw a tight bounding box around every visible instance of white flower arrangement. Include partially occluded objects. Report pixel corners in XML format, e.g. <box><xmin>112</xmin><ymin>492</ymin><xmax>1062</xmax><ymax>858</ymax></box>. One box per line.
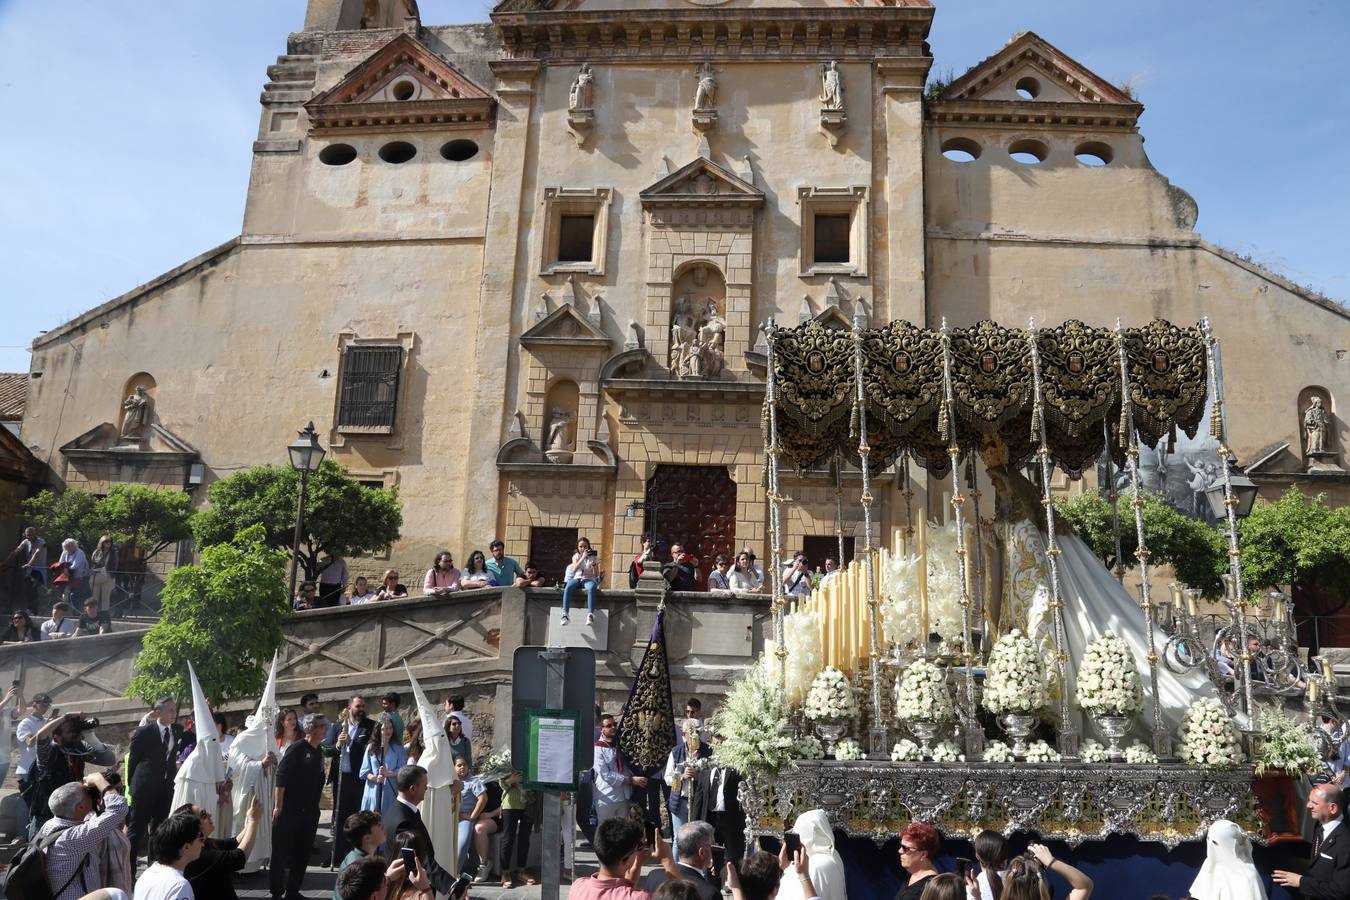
<box><xmin>796</xmin><ymin>735</ymin><xmax>825</xmax><ymax>761</ymax></box>
<box><xmin>1075</xmin><ymin>634</ymin><xmax>1144</xmax><ymax>716</ymax></box>
<box><xmin>894</xmin><ymin>659</ymin><xmax>955</xmax><ymax>723</ymax></box>
<box><xmin>1077</xmin><ymin>740</ymin><xmax>1109</xmax><ymax>764</ymax></box>
<box><xmin>1178</xmin><ymin>698</ymin><xmax>1244</xmax><ymax>769</ymax></box>
<box><xmin>881</xmin><ymin>552</ymin><xmax>923</xmax><ymax>647</ymax></box>
<box><xmin>1024</xmin><ymin>740</ymin><xmax>1061</xmax><ymax>763</ymax></box>
<box><xmin>982</xmin><ymin>741</ymin><xmax>1015</xmax><ymax>763</ymax></box>
<box><xmin>833</xmin><ymin>738</ymin><xmax>866</xmax><ymax>761</ymax></box>
<box><xmin>711</xmin><ymin>662</ymin><xmax>804</xmax><ymax>777</ymax></box>
<box><xmin>767</xmin><ymin>610</ymin><xmax>825</xmax><ymax>707</ymax></box>
<box><xmin>931</xmin><ymin>741</ymin><xmax>965</xmax><ymax>763</ymax></box>
<box><xmin>891</xmin><ymin>739</ymin><xmax>921</xmax><ymax>762</ymax></box>
<box><xmin>477</xmin><ymin>747</ymin><xmax>515</xmax><ymax>783</ymax></box>
<box><xmin>983</xmin><ymin>630</ymin><xmax>1048</xmax><ymax>714</ymax></box>
<box><xmin>1256</xmin><ymin>705</ymin><xmax>1320</xmax><ymax>777</ymax></box>
<box><xmin>923</xmin><ymin>521</ymin><xmax>973</xmax><ymax>641</ymax></box>
<box><xmin>804</xmin><ymin>666</ymin><xmax>858</xmax><ymax>721</ymax></box>
<box><xmin>1124</xmin><ymin>742</ymin><xmax>1158</xmax><ymax>765</ymax></box>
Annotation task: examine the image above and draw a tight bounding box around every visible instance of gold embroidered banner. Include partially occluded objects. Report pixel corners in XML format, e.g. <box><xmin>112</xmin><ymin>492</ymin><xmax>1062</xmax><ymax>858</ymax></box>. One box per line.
<box><xmin>766</xmin><ymin>319</ymin><xmax>1208</xmax><ymax>476</ymax></box>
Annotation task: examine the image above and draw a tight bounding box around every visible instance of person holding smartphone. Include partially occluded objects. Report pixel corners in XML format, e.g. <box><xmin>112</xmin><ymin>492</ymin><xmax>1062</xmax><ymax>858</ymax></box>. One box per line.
<box><xmin>773</xmin><ymin>811</ymin><xmax>845</xmax><ymax>900</ymax></box>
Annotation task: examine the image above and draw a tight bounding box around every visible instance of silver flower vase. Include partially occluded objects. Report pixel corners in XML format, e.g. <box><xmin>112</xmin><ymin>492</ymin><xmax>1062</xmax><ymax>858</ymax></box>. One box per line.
<box><xmin>908</xmin><ymin>719</ymin><xmax>940</xmax><ymax>760</ymax></box>
<box><xmin>815</xmin><ymin>719</ymin><xmax>848</xmax><ymax>758</ymax></box>
<box><xmin>1000</xmin><ymin>713</ymin><xmax>1038</xmax><ymax>760</ymax></box>
<box><xmin>1094</xmin><ymin>713</ymin><xmax>1132</xmax><ymax>762</ymax></box>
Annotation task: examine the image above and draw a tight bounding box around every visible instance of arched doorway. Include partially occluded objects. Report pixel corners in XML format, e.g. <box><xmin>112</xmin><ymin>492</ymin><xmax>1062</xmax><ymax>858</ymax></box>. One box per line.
<box><xmin>644</xmin><ymin>464</ymin><xmax>736</xmax><ymax>590</ymax></box>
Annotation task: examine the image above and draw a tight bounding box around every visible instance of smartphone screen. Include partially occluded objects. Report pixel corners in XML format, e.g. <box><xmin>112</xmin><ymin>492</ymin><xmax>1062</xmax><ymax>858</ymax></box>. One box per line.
<box><xmin>783</xmin><ymin>832</ymin><xmax>802</xmax><ymax>856</ymax></box>
<box><xmin>645</xmin><ymin>822</ymin><xmax>658</xmax><ymax>845</ymax></box>
<box><xmin>400</xmin><ymin>847</ymin><xmax>418</xmax><ymax>873</ymax></box>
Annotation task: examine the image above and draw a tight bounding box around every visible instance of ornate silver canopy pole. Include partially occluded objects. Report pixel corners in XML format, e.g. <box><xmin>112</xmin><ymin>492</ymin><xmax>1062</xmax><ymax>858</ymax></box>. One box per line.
<box><xmin>833</xmin><ymin>449</ymin><xmax>847</xmax><ymax>573</ymax></box>
<box><xmin>1026</xmin><ymin>320</ymin><xmax>1079</xmax><ymax>757</ymax></box>
<box><xmin>900</xmin><ymin>452</ymin><xmax>916</xmax><ymax>555</ymax></box>
<box><xmin>966</xmin><ymin>454</ymin><xmax>989</xmax><ymax>655</ymax></box>
<box><xmin>1112</xmin><ymin>320</ymin><xmax>1170</xmax><ymax>757</ymax></box>
<box><xmin>850</xmin><ymin>312</ymin><xmax>887</xmax><ymax>757</ymax></box>
<box><xmin>1202</xmin><ymin>317</ymin><xmax>1258</xmax><ymax>731</ymax></box>
<box><xmin>938</xmin><ymin>319</ymin><xmax>983</xmax><ymax>757</ymax></box>
<box><xmin>1103</xmin><ymin>418</ymin><xmax>1127</xmax><ymax>583</ymax></box>
<box><xmin>762</xmin><ymin>320</ymin><xmax>788</xmax><ymax>694</ymax></box>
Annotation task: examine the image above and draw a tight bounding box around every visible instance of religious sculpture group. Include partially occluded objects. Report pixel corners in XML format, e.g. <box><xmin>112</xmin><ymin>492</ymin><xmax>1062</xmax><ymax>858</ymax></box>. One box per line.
<box><xmin>670</xmin><ymin>296</ymin><xmax>726</xmax><ymax>378</ymax></box>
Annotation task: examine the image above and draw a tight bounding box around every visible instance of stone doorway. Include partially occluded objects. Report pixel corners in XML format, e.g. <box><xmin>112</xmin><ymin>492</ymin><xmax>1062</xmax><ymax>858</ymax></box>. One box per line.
<box><xmin>645</xmin><ymin>464</ymin><xmax>736</xmax><ymax>590</ymax></box>
<box><xmin>528</xmin><ymin>526</ymin><xmax>578</xmax><ymax>587</ymax></box>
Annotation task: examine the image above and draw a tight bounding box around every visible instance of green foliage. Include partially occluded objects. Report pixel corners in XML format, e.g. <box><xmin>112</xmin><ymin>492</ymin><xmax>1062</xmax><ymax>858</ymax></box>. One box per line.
<box><xmin>925</xmin><ymin>67</ymin><xmax>955</xmax><ymax>101</ymax></box>
<box><xmin>22</xmin><ymin>484</ymin><xmax>193</xmax><ymax>561</ymax></box>
<box><xmin>1056</xmin><ymin>490</ymin><xmax>1226</xmax><ymax>596</ymax></box>
<box><xmin>127</xmin><ymin>525</ymin><xmax>288</xmax><ymax>704</ymax></box>
<box><xmin>1238</xmin><ymin>487</ymin><xmax>1350</xmax><ymax>597</ymax></box>
<box><xmin>192</xmin><ymin>459</ymin><xmax>402</xmax><ymax>582</ymax></box>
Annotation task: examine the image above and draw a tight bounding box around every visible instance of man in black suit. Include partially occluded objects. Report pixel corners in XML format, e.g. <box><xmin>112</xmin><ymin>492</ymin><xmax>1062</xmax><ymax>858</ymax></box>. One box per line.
<box><xmin>691</xmin><ymin>738</ymin><xmax>745</xmax><ymax>866</ymax></box>
<box><xmin>383</xmin><ymin>764</ymin><xmax>466</xmax><ymax>896</ymax></box>
<box><xmin>1275</xmin><ymin>782</ymin><xmax>1350</xmax><ymax>897</ymax></box>
<box><xmin>641</xmin><ymin>821</ymin><xmax>721</xmax><ymax>900</ymax></box>
<box><xmin>128</xmin><ymin>696</ymin><xmax>183</xmax><ymax>865</ymax></box>
<box><xmin>324</xmin><ymin>695</ymin><xmax>374</xmax><ymax>860</ymax></box>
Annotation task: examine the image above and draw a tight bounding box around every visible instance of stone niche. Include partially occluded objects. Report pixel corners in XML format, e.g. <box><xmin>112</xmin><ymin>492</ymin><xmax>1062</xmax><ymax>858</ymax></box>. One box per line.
<box><xmin>543</xmin><ymin>379</ymin><xmax>580</xmax><ymax>464</ymax></box>
<box><xmin>668</xmin><ymin>263</ymin><xmax>727</xmax><ymax>379</ymax></box>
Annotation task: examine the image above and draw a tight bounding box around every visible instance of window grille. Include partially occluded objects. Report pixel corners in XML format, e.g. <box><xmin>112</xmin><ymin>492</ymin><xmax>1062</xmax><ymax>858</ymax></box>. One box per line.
<box><xmin>338</xmin><ymin>346</ymin><xmax>401</xmax><ymax>429</ymax></box>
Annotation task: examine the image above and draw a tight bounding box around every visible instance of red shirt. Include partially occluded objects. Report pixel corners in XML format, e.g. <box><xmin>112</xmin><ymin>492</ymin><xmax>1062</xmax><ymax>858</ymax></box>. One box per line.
<box><xmin>570</xmin><ymin>876</ymin><xmax>651</xmax><ymax>900</ymax></box>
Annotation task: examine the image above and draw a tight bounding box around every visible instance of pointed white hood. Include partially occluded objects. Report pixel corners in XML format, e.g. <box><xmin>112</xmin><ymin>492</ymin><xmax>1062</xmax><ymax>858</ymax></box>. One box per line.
<box><xmin>404</xmin><ymin>661</ymin><xmax>454</xmax><ymax>789</ymax></box>
<box><xmin>229</xmin><ymin>653</ymin><xmax>279</xmax><ymax>764</ymax></box>
<box><xmin>176</xmin><ymin>662</ymin><xmax>226</xmax><ymax>787</ymax></box>
<box><xmin>1189</xmin><ymin>819</ymin><xmax>1267</xmax><ymax>900</ymax></box>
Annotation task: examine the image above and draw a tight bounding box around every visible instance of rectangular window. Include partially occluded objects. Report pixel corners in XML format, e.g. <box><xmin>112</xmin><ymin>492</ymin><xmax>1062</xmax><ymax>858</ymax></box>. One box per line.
<box><xmin>337</xmin><ymin>346</ymin><xmax>402</xmax><ymax>429</ymax></box>
<box><xmin>556</xmin><ymin>215</ymin><xmax>595</xmax><ymax>263</ymax></box>
<box><xmin>813</xmin><ymin>214</ymin><xmax>851</xmax><ymax>264</ymax></box>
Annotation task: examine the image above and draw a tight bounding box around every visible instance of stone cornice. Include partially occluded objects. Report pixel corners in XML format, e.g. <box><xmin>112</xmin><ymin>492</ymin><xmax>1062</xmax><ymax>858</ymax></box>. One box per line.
<box><xmin>490</xmin><ymin>8</ymin><xmax>933</xmax><ymax>64</ymax></box>
<box><xmin>925</xmin><ymin>98</ymin><xmax>1140</xmax><ymax>131</ymax></box>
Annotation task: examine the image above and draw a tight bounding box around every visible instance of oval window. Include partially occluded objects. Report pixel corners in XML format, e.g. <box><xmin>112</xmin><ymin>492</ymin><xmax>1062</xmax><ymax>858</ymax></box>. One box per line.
<box><xmin>1015</xmin><ymin>76</ymin><xmax>1041</xmax><ymax>100</ymax></box>
<box><xmin>1008</xmin><ymin>139</ymin><xmax>1048</xmax><ymax>165</ymax></box>
<box><xmin>378</xmin><ymin>141</ymin><xmax>417</xmax><ymax>164</ymax></box>
<box><xmin>940</xmin><ymin>137</ymin><xmax>981</xmax><ymax>163</ymax></box>
<box><xmin>1074</xmin><ymin>141</ymin><xmax>1113</xmax><ymax>166</ymax></box>
<box><xmin>392</xmin><ymin>80</ymin><xmax>415</xmax><ymax>101</ymax></box>
<box><xmin>440</xmin><ymin>139</ymin><xmax>480</xmax><ymax>162</ymax></box>
<box><xmin>318</xmin><ymin>143</ymin><xmax>358</xmax><ymax>166</ymax></box>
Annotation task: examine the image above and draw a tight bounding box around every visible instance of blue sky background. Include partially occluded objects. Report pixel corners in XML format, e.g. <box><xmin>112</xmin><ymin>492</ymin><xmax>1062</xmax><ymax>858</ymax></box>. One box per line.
<box><xmin>0</xmin><ymin>0</ymin><xmax>1346</xmax><ymax>373</ymax></box>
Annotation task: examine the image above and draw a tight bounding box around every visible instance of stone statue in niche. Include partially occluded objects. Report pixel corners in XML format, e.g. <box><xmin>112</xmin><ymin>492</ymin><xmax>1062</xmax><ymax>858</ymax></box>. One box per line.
<box><xmin>545</xmin><ymin>406</ymin><xmax>575</xmax><ymax>464</ymax></box>
<box><xmin>119</xmin><ymin>386</ymin><xmax>151</xmax><ymax>443</ymax></box>
<box><xmin>671</xmin><ymin>296</ymin><xmax>726</xmax><ymax>379</ymax></box>
<box><xmin>694</xmin><ymin>62</ymin><xmax>717</xmax><ymax>111</ymax></box>
<box><xmin>820</xmin><ymin>60</ymin><xmax>844</xmax><ymax>110</ymax></box>
<box><xmin>670</xmin><ymin>295</ymin><xmax>699</xmax><ymax>376</ymax></box>
<box><xmin>1304</xmin><ymin>396</ymin><xmax>1330</xmax><ymax>457</ymax></box>
<box><xmin>569</xmin><ymin>64</ymin><xmax>594</xmax><ymax>111</ymax></box>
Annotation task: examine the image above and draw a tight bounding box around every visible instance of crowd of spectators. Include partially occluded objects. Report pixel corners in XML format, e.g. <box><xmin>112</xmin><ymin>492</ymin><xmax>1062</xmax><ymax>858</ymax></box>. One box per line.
<box><xmin>2</xmin><ymin>527</ymin><xmax>121</xmax><ymax>637</ymax></box>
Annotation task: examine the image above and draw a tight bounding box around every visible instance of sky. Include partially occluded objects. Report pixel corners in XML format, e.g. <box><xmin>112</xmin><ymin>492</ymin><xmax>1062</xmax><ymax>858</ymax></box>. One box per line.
<box><xmin>0</xmin><ymin>0</ymin><xmax>1346</xmax><ymax>374</ymax></box>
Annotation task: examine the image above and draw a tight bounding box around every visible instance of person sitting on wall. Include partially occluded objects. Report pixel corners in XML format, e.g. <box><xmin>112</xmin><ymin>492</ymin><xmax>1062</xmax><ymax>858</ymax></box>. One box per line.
<box><xmin>561</xmin><ymin>537</ymin><xmax>603</xmax><ymax>626</ymax></box>
<box><xmin>663</xmin><ymin>544</ymin><xmax>699</xmax><ymax>592</ymax></box>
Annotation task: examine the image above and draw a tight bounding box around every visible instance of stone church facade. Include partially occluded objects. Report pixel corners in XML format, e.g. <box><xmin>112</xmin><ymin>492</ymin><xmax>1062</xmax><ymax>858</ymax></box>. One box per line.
<box><xmin>16</xmin><ymin>0</ymin><xmax>1347</xmax><ymax>588</ymax></box>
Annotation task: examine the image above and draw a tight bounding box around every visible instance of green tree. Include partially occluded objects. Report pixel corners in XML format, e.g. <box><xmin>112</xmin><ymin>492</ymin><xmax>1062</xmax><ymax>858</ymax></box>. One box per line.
<box><xmin>1056</xmin><ymin>490</ymin><xmax>1227</xmax><ymax>596</ymax></box>
<box><xmin>127</xmin><ymin>525</ymin><xmax>288</xmax><ymax>704</ymax></box>
<box><xmin>22</xmin><ymin>484</ymin><xmax>194</xmax><ymax>562</ymax></box>
<box><xmin>1238</xmin><ymin>487</ymin><xmax>1350</xmax><ymax>598</ymax></box>
<box><xmin>192</xmin><ymin>459</ymin><xmax>402</xmax><ymax>583</ymax></box>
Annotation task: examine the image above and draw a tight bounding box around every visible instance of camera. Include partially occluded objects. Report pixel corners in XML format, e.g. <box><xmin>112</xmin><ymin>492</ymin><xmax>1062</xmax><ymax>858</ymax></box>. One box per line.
<box><xmin>63</xmin><ymin>713</ymin><xmax>100</xmax><ymax>732</ymax></box>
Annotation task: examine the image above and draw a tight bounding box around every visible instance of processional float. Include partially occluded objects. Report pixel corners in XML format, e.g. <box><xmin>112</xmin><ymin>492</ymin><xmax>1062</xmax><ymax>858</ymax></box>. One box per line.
<box><xmin>743</xmin><ymin>315</ymin><xmax>1319</xmax><ymax>846</ymax></box>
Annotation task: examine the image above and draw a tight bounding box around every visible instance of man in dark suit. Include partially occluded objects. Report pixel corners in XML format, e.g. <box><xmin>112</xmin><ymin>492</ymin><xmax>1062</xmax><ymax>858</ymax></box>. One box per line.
<box><xmin>324</xmin><ymin>695</ymin><xmax>374</xmax><ymax>860</ymax></box>
<box><xmin>641</xmin><ymin>821</ymin><xmax>721</xmax><ymax>900</ymax></box>
<box><xmin>128</xmin><ymin>696</ymin><xmax>183</xmax><ymax>865</ymax></box>
<box><xmin>1275</xmin><ymin>782</ymin><xmax>1350</xmax><ymax>897</ymax></box>
<box><xmin>383</xmin><ymin>764</ymin><xmax>466</xmax><ymax>897</ymax></box>
<box><xmin>691</xmin><ymin>738</ymin><xmax>745</xmax><ymax>866</ymax></box>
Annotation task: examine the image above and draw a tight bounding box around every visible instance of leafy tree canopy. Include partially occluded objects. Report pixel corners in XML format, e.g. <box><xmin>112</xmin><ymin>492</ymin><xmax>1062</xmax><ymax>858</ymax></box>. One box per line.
<box><xmin>127</xmin><ymin>524</ymin><xmax>288</xmax><ymax>705</ymax></box>
<box><xmin>191</xmin><ymin>459</ymin><xmax>402</xmax><ymax>583</ymax></box>
<box><xmin>22</xmin><ymin>484</ymin><xmax>193</xmax><ymax>561</ymax></box>
<box><xmin>1056</xmin><ymin>490</ymin><xmax>1227</xmax><ymax>596</ymax></box>
<box><xmin>1238</xmin><ymin>487</ymin><xmax>1350</xmax><ymax>597</ymax></box>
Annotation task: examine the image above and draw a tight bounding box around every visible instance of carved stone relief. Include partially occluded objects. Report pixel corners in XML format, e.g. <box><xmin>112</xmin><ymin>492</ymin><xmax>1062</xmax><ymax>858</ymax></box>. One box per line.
<box><xmin>819</xmin><ymin>60</ymin><xmax>847</xmax><ymax>147</ymax></box>
<box><xmin>692</xmin><ymin>63</ymin><xmax>718</xmax><ymax>133</ymax></box>
<box><xmin>567</xmin><ymin>63</ymin><xmax>595</xmax><ymax>146</ymax></box>
<box><xmin>669</xmin><ymin>265</ymin><xmax>728</xmax><ymax>379</ymax></box>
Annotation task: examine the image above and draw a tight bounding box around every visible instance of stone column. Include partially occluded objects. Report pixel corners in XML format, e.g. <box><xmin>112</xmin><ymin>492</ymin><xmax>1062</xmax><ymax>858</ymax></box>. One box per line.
<box><xmin>459</xmin><ymin>60</ymin><xmax>540</xmax><ymax>547</ymax></box>
<box><xmin>875</xmin><ymin>57</ymin><xmax>929</xmax><ymax>325</ymax></box>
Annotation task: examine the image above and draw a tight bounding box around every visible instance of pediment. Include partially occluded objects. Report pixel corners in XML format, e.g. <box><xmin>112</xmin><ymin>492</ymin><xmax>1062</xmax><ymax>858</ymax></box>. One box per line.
<box><xmin>60</xmin><ymin>422</ymin><xmax>198</xmax><ymax>461</ymax></box>
<box><xmin>640</xmin><ymin>157</ymin><xmax>764</xmax><ymax>208</ymax></box>
<box><xmin>942</xmin><ymin>32</ymin><xmax>1139</xmax><ymax>108</ymax></box>
<box><xmin>520</xmin><ymin>304</ymin><xmax>610</xmax><ymax>348</ymax></box>
<box><xmin>306</xmin><ymin>34</ymin><xmax>494</xmax><ymax>132</ymax></box>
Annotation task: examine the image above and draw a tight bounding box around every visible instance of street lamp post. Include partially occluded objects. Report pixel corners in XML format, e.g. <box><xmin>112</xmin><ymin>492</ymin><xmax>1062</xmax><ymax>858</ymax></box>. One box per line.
<box><xmin>287</xmin><ymin>421</ymin><xmax>326</xmax><ymax>599</ymax></box>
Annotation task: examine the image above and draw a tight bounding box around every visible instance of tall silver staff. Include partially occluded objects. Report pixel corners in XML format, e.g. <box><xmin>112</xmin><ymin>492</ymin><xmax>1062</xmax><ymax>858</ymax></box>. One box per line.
<box><xmin>850</xmin><ymin>312</ymin><xmax>886</xmax><ymax>756</ymax></box>
<box><xmin>762</xmin><ymin>320</ymin><xmax>789</xmax><ymax>693</ymax></box>
<box><xmin>1026</xmin><ymin>320</ymin><xmax>1079</xmax><ymax>757</ymax></box>
<box><xmin>1112</xmin><ymin>320</ymin><xmax>1169</xmax><ymax>756</ymax></box>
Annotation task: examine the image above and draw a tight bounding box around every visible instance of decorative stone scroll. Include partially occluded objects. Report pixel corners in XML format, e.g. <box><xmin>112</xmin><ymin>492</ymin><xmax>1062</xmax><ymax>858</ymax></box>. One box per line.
<box><xmin>742</xmin><ymin>761</ymin><xmax>1258</xmax><ymax>848</ymax></box>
